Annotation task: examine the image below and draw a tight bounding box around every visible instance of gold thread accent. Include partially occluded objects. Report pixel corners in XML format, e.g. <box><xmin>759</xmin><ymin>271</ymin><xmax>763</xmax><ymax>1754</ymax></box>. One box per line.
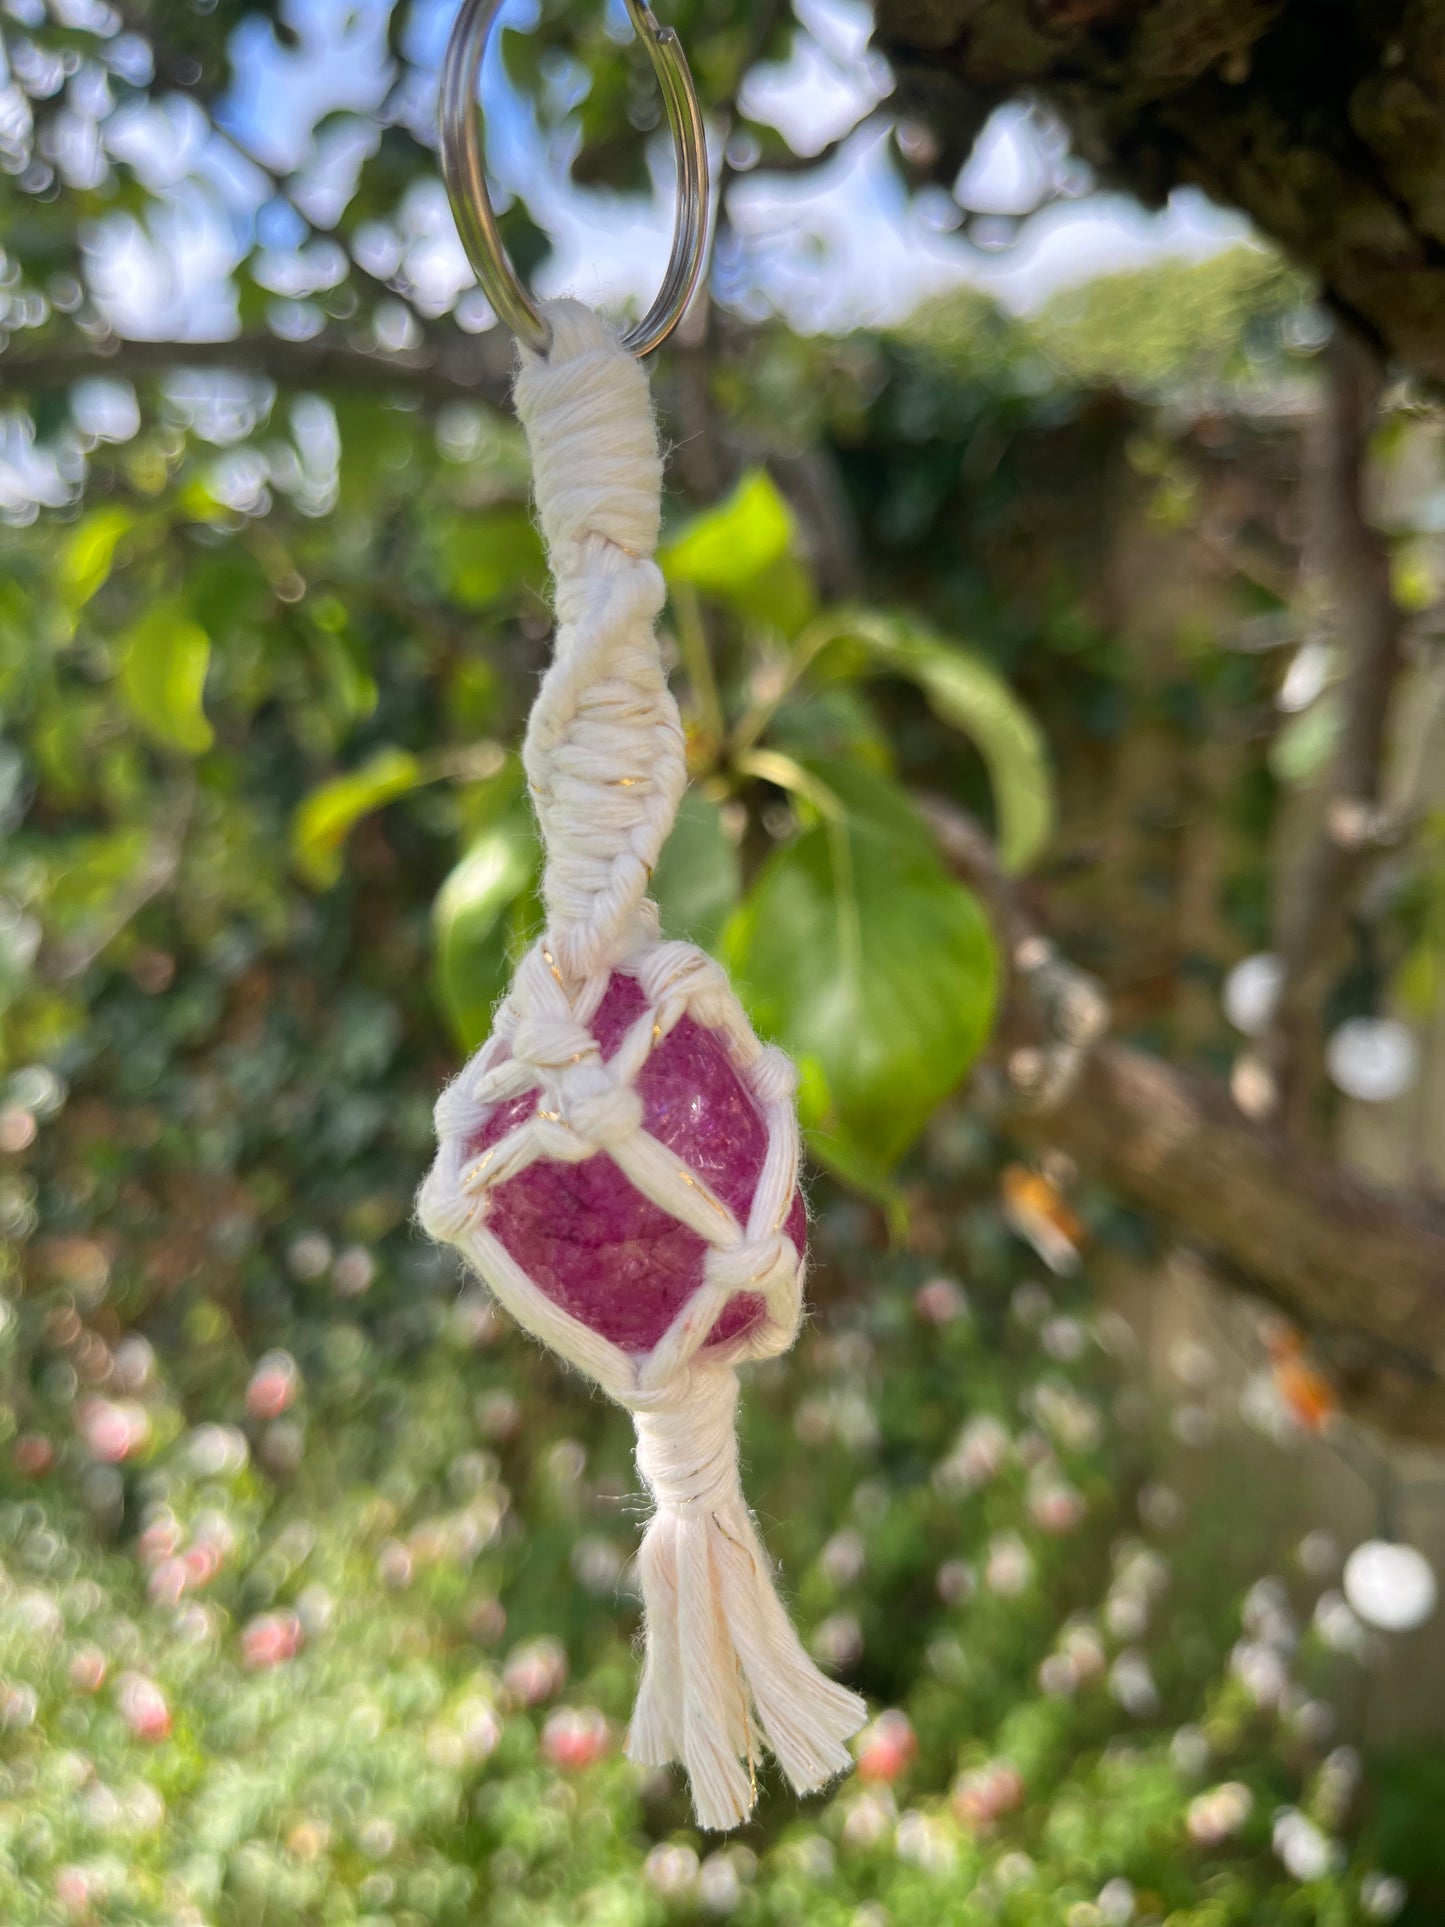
<box><xmin>463</xmin><ymin>1148</ymin><xmax>497</xmax><ymax>1186</ymax></box>
<box><xmin>541</xmin><ymin>946</ymin><xmax>565</xmax><ymax>988</ymax></box>
<box><xmin>740</xmin><ymin>1658</ymin><xmax>756</xmax><ymax>1805</ymax></box>
<box><xmin>677</xmin><ymin>1170</ymin><xmax>729</xmax><ymax>1220</ymax></box>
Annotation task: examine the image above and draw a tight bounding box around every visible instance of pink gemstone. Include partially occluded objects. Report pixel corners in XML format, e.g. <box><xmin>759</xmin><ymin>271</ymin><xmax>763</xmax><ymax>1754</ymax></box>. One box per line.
<box><xmin>465</xmin><ymin>973</ymin><xmax>807</xmax><ymax>1354</ymax></box>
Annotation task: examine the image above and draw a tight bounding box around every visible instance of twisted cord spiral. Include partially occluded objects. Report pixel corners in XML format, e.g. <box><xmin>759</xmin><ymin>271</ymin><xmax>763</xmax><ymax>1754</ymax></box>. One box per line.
<box><xmin>512</xmin><ymin>300</ymin><xmax>688</xmax><ymax>984</ymax></box>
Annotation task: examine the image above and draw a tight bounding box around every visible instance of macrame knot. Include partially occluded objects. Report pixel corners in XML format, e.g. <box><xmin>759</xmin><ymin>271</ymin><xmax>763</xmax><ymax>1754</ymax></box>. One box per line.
<box><xmin>750</xmin><ymin>1045</ymin><xmax>799</xmax><ymax>1107</ymax></box>
<box><xmin>529</xmin><ymin>1114</ymin><xmax>593</xmax><ymax>1165</ymax></box>
<box><xmin>705</xmin><ymin>1233</ymin><xmax>796</xmax><ymax>1297</ymax></box>
<box><xmin>511</xmin><ymin>1011</ymin><xmax>597</xmax><ymax>1073</ymax></box>
<box><xmin>433</xmin><ymin>1074</ymin><xmax>484</xmax><ymax>1142</ymax></box>
<box><xmin>415</xmin><ymin>1160</ymin><xmax>476</xmax><ymax>1244</ymax></box>
<box><xmin>558</xmin><ymin>1062</ymin><xmax>644</xmax><ymax>1147</ymax></box>
<box><xmin>553</xmin><ymin>553</ymin><xmax>666</xmax><ymax>633</ymax></box>
<box><xmin>636</xmin><ymin>943</ymin><xmax>731</xmax><ymax>1032</ymax></box>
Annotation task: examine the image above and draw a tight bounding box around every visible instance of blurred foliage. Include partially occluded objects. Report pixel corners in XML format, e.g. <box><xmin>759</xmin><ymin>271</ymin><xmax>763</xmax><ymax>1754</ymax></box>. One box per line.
<box><xmin>902</xmin><ymin>251</ymin><xmax>1316</xmax><ymax>404</ymax></box>
<box><xmin>1</xmin><ymin>1043</ymin><xmax>1430</xmax><ymax>1923</ymax></box>
<box><xmin>0</xmin><ymin>0</ymin><xmax>1443</xmax><ymax>1921</ymax></box>
<box><xmin>0</xmin><ymin>231</ymin><xmax>1439</xmax><ymax>1916</ymax></box>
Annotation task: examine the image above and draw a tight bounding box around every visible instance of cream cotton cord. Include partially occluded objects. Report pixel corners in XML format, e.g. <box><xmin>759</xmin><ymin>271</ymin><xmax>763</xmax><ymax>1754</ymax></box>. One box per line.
<box><xmin>419</xmin><ymin>298</ymin><xmax>866</xmax><ymax>1831</ymax></box>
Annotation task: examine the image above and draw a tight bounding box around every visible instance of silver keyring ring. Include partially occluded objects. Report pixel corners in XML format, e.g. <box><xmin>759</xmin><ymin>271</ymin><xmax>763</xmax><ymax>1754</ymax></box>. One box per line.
<box><xmin>438</xmin><ymin>0</ymin><xmax>711</xmax><ymax>359</ymax></box>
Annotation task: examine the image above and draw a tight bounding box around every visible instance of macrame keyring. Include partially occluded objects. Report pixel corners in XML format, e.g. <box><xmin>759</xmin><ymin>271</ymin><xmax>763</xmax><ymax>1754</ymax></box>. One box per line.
<box><xmin>420</xmin><ymin>0</ymin><xmax>866</xmax><ymax>1833</ymax></box>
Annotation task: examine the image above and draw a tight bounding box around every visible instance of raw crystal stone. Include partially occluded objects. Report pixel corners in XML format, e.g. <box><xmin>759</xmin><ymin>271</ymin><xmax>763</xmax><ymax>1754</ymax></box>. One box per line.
<box><xmin>466</xmin><ymin>972</ymin><xmax>807</xmax><ymax>1354</ymax></box>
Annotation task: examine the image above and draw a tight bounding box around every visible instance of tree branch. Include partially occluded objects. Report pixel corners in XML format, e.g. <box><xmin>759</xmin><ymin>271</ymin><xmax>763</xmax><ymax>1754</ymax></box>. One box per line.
<box><xmin>1260</xmin><ymin>331</ymin><xmax>1404</xmax><ymax>1131</ymax></box>
<box><xmin>922</xmin><ymin>795</ymin><xmax>1445</xmax><ymax>1444</ymax></box>
<box><xmin>0</xmin><ymin>327</ymin><xmax>514</xmax><ymax>411</ymax></box>
<box><xmin>872</xmin><ymin>0</ymin><xmax>1445</xmax><ymax>388</ymax></box>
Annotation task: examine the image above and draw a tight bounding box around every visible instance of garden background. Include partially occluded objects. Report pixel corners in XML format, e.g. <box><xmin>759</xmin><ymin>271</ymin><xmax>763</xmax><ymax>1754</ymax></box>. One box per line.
<box><xmin>2</xmin><ymin>3</ymin><xmax>1445</xmax><ymax>1923</ymax></box>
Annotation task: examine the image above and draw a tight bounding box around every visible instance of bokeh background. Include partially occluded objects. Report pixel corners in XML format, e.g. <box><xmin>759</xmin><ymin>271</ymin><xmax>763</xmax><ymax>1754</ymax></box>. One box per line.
<box><xmin>2</xmin><ymin>3</ymin><xmax>1444</xmax><ymax>1924</ymax></box>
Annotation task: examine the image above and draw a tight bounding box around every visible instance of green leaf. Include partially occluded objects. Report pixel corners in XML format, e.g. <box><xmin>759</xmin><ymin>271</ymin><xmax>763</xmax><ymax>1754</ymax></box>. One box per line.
<box><xmin>306</xmin><ymin>606</ymin><xmax>379</xmax><ymax>733</ymax></box>
<box><xmin>726</xmin><ymin>758</ymin><xmax>998</xmax><ymax>1193</ymax></box>
<box><xmin>443</xmin><ymin>506</ymin><xmax>546</xmax><ymax>609</ymax></box>
<box><xmin>650</xmin><ymin>789</ymin><xmax>741</xmax><ymax>953</ymax></box>
<box><xmin>42</xmin><ymin>827</ymin><xmax>149</xmax><ymax>935</ymax></box>
<box><xmin>61</xmin><ymin>507</ymin><xmax>135</xmax><ymax>611</ymax></box>
<box><xmin>820</xmin><ymin>613</ymin><xmax>1053</xmax><ymax>872</ymax></box>
<box><xmin>663</xmin><ymin>469</ymin><xmax>792</xmax><ymax>586</ymax></box>
<box><xmin>433</xmin><ymin>807</ymin><xmax>539</xmax><ymax>1051</ymax></box>
<box><xmin>119</xmin><ymin>599</ymin><xmax>214</xmax><ymax>756</ymax></box>
<box><xmin>292</xmin><ymin>747</ymin><xmax>425</xmax><ymax>889</ymax></box>
<box><xmin>767</xmin><ymin>683</ymin><xmax>894</xmax><ymax>770</ymax></box>
<box><xmin>661</xmin><ymin>469</ymin><xmax>817</xmax><ymax>635</ymax></box>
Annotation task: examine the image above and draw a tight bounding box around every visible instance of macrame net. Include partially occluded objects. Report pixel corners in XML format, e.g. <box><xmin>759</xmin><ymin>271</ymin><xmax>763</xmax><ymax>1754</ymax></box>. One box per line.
<box><xmin>419</xmin><ymin>299</ymin><xmax>866</xmax><ymax>1830</ymax></box>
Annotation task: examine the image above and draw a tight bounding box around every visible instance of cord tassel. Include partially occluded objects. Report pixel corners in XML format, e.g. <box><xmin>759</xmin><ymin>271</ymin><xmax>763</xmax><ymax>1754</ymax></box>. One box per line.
<box><xmin>628</xmin><ymin>1370</ymin><xmax>866</xmax><ymax>1829</ymax></box>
